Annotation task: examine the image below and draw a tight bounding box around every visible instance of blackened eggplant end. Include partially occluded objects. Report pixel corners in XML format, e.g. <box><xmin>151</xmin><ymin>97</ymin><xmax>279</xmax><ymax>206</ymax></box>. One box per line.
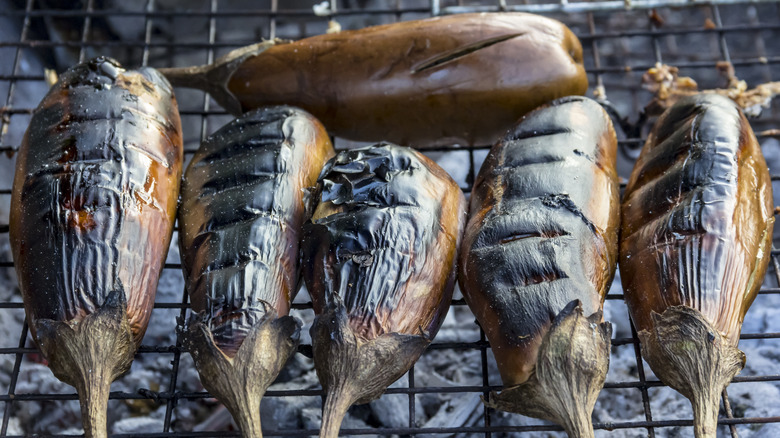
<box><xmin>485</xmin><ymin>300</ymin><xmax>611</xmax><ymax>438</ymax></box>
<box><xmin>638</xmin><ymin>306</ymin><xmax>745</xmax><ymax>438</ymax></box>
<box><xmin>185</xmin><ymin>310</ymin><xmax>301</xmax><ymax>437</ymax></box>
<box><xmin>34</xmin><ymin>290</ymin><xmax>136</xmax><ymax>438</ymax></box>
<box><xmin>312</xmin><ymin>301</ymin><xmax>430</xmax><ymax>438</ymax></box>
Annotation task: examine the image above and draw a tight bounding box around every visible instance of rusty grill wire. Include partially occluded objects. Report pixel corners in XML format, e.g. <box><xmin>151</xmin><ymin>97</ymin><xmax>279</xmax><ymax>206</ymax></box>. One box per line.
<box><xmin>1</xmin><ymin>0</ymin><xmax>780</xmax><ymax>437</ymax></box>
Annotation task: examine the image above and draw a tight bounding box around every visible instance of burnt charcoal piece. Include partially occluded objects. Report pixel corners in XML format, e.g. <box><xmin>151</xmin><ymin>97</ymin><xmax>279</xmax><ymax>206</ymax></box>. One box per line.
<box><xmin>159</xmin><ymin>13</ymin><xmax>587</xmax><ymax>148</ymax></box>
<box><xmin>459</xmin><ymin>96</ymin><xmax>619</xmax><ymax>438</ymax></box>
<box><xmin>178</xmin><ymin>106</ymin><xmax>335</xmax><ymax>437</ymax></box>
<box><xmin>301</xmin><ymin>143</ymin><xmax>466</xmax><ymax>438</ymax></box>
<box><xmin>620</xmin><ymin>94</ymin><xmax>774</xmax><ymax>438</ymax></box>
<box><xmin>10</xmin><ymin>57</ymin><xmax>183</xmax><ymax>438</ymax></box>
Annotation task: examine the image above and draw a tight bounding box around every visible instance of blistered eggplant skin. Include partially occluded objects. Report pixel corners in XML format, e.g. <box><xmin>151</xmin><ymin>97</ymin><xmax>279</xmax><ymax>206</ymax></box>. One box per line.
<box><xmin>303</xmin><ymin>144</ymin><xmax>466</xmax><ymax>339</ymax></box>
<box><xmin>9</xmin><ymin>57</ymin><xmax>182</xmax><ymax>438</ymax></box>
<box><xmin>621</xmin><ymin>94</ymin><xmax>774</xmax><ymax>344</ymax></box>
<box><xmin>302</xmin><ymin>144</ymin><xmax>466</xmax><ymax>438</ymax></box>
<box><xmin>162</xmin><ymin>12</ymin><xmax>586</xmax><ymax>148</ymax></box>
<box><xmin>179</xmin><ymin>106</ymin><xmax>334</xmax><ymax>356</ymax></box>
<box><xmin>460</xmin><ymin>96</ymin><xmax>619</xmax><ymax>387</ymax></box>
<box><xmin>10</xmin><ymin>57</ymin><xmax>182</xmax><ymax>347</ymax></box>
<box><xmin>620</xmin><ymin>94</ymin><xmax>773</xmax><ymax>438</ymax></box>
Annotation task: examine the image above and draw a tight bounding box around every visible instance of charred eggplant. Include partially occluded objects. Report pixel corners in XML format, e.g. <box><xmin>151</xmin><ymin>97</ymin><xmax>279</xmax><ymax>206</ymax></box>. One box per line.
<box><xmin>620</xmin><ymin>94</ymin><xmax>774</xmax><ymax>438</ymax></box>
<box><xmin>301</xmin><ymin>144</ymin><xmax>466</xmax><ymax>438</ymax></box>
<box><xmin>459</xmin><ymin>96</ymin><xmax>619</xmax><ymax>437</ymax></box>
<box><xmin>9</xmin><ymin>57</ymin><xmax>183</xmax><ymax>437</ymax></box>
<box><xmin>178</xmin><ymin>106</ymin><xmax>335</xmax><ymax>437</ymax></box>
<box><xmin>159</xmin><ymin>13</ymin><xmax>587</xmax><ymax>148</ymax></box>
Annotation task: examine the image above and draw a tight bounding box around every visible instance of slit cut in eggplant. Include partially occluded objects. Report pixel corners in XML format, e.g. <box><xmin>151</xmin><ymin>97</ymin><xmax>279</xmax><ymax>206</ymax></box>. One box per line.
<box><xmin>459</xmin><ymin>96</ymin><xmax>619</xmax><ymax>438</ymax></box>
<box><xmin>158</xmin><ymin>13</ymin><xmax>587</xmax><ymax>148</ymax></box>
<box><xmin>301</xmin><ymin>143</ymin><xmax>467</xmax><ymax>438</ymax></box>
<box><xmin>9</xmin><ymin>57</ymin><xmax>183</xmax><ymax>438</ymax></box>
<box><xmin>620</xmin><ymin>94</ymin><xmax>774</xmax><ymax>438</ymax></box>
<box><xmin>178</xmin><ymin>106</ymin><xmax>335</xmax><ymax>437</ymax></box>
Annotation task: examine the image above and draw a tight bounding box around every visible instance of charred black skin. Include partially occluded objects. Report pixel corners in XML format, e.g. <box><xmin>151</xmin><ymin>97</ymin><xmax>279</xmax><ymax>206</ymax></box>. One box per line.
<box><xmin>178</xmin><ymin>106</ymin><xmax>334</xmax><ymax>437</ymax></box>
<box><xmin>620</xmin><ymin>94</ymin><xmax>774</xmax><ymax>438</ymax></box>
<box><xmin>459</xmin><ymin>96</ymin><xmax>618</xmax><ymax>438</ymax></box>
<box><xmin>302</xmin><ymin>144</ymin><xmax>466</xmax><ymax>438</ymax></box>
<box><xmin>9</xmin><ymin>57</ymin><xmax>182</xmax><ymax>438</ymax></box>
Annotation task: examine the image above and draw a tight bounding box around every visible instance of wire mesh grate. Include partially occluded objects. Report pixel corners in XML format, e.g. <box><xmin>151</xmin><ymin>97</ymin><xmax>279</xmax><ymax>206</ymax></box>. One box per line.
<box><xmin>1</xmin><ymin>0</ymin><xmax>780</xmax><ymax>436</ymax></box>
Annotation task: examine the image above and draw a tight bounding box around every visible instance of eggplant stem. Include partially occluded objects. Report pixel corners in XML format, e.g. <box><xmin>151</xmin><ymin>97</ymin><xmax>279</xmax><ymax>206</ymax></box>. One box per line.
<box><xmin>185</xmin><ymin>312</ymin><xmax>301</xmax><ymax>438</ymax></box>
<box><xmin>319</xmin><ymin>385</ymin><xmax>354</xmax><ymax>438</ymax></box>
<box><xmin>32</xmin><ymin>292</ymin><xmax>136</xmax><ymax>438</ymax></box>
<box><xmin>484</xmin><ymin>300</ymin><xmax>611</xmax><ymax>438</ymax></box>
<box><xmin>77</xmin><ymin>374</ymin><xmax>111</xmax><ymax>438</ymax></box>
<box><xmin>638</xmin><ymin>306</ymin><xmax>745</xmax><ymax>438</ymax></box>
<box><xmin>157</xmin><ymin>40</ymin><xmax>276</xmax><ymax>116</ymax></box>
<box><xmin>310</xmin><ymin>301</ymin><xmax>431</xmax><ymax>438</ymax></box>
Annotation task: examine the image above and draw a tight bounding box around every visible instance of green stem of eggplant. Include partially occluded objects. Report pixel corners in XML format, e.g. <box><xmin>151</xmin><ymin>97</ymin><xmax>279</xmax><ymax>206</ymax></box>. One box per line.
<box><xmin>319</xmin><ymin>386</ymin><xmax>353</xmax><ymax>438</ymax></box>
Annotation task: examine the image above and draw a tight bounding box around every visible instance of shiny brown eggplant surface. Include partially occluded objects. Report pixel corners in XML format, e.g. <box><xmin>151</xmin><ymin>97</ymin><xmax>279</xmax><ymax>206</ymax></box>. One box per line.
<box><xmin>621</xmin><ymin>93</ymin><xmax>774</xmax><ymax>343</ymax></box>
<box><xmin>11</xmin><ymin>56</ymin><xmax>182</xmax><ymax>346</ymax></box>
<box><xmin>160</xmin><ymin>12</ymin><xmax>587</xmax><ymax>148</ymax></box>
<box><xmin>459</xmin><ymin>96</ymin><xmax>618</xmax><ymax>437</ymax></box>
<box><xmin>620</xmin><ymin>94</ymin><xmax>773</xmax><ymax>438</ymax></box>
<box><xmin>179</xmin><ymin>105</ymin><xmax>334</xmax><ymax>356</ymax></box>
<box><xmin>9</xmin><ymin>56</ymin><xmax>182</xmax><ymax>437</ymax></box>
<box><xmin>302</xmin><ymin>143</ymin><xmax>466</xmax><ymax>438</ymax></box>
<box><xmin>178</xmin><ymin>106</ymin><xmax>334</xmax><ymax>437</ymax></box>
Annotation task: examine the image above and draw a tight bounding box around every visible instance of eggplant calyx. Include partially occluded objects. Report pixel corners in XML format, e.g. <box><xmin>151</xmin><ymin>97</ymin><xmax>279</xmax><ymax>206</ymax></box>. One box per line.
<box><xmin>311</xmin><ymin>301</ymin><xmax>431</xmax><ymax>438</ymax></box>
<box><xmin>185</xmin><ymin>311</ymin><xmax>301</xmax><ymax>438</ymax></box>
<box><xmin>34</xmin><ymin>290</ymin><xmax>136</xmax><ymax>438</ymax></box>
<box><xmin>638</xmin><ymin>305</ymin><xmax>745</xmax><ymax>438</ymax></box>
<box><xmin>484</xmin><ymin>300</ymin><xmax>611</xmax><ymax>438</ymax></box>
<box><xmin>157</xmin><ymin>40</ymin><xmax>278</xmax><ymax>116</ymax></box>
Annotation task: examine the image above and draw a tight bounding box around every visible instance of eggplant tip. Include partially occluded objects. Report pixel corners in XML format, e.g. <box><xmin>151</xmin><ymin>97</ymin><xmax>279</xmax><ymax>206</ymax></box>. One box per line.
<box><xmin>185</xmin><ymin>311</ymin><xmax>301</xmax><ymax>438</ymax></box>
<box><xmin>484</xmin><ymin>301</ymin><xmax>611</xmax><ymax>438</ymax></box>
<box><xmin>639</xmin><ymin>305</ymin><xmax>745</xmax><ymax>438</ymax></box>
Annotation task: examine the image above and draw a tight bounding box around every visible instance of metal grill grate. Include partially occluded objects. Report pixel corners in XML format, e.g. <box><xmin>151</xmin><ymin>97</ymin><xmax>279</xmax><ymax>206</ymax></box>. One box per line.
<box><xmin>1</xmin><ymin>0</ymin><xmax>780</xmax><ymax>436</ymax></box>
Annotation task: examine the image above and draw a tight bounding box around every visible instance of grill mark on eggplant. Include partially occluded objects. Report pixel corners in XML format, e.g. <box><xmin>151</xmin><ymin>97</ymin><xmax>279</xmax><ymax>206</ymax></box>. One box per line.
<box><xmin>179</xmin><ymin>106</ymin><xmax>334</xmax><ymax>354</ymax></box>
<box><xmin>460</xmin><ymin>96</ymin><xmax>618</xmax><ymax>389</ymax></box>
<box><xmin>621</xmin><ymin>94</ymin><xmax>774</xmax><ymax>344</ymax></box>
<box><xmin>619</xmin><ymin>95</ymin><xmax>774</xmax><ymax>438</ymax></box>
<box><xmin>411</xmin><ymin>32</ymin><xmax>525</xmax><ymax>73</ymax></box>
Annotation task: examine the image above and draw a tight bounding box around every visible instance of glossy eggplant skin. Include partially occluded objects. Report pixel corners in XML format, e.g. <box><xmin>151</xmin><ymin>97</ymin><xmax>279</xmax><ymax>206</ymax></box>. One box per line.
<box><xmin>162</xmin><ymin>12</ymin><xmax>587</xmax><ymax>148</ymax></box>
<box><xmin>621</xmin><ymin>93</ymin><xmax>774</xmax><ymax>346</ymax></box>
<box><xmin>179</xmin><ymin>106</ymin><xmax>335</xmax><ymax>357</ymax></box>
<box><xmin>459</xmin><ymin>96</ymin><xmax>619</xmax><ymax>388</ymax></box>
<box><xmin>302</xmin><ymin>144</ymin><xmax>466</xmax><ymax>340</ymax></box>
<box><xmin>10</xmin><ymin>57</ymin><xmax>183</xmax><ymax>347</ymax></box>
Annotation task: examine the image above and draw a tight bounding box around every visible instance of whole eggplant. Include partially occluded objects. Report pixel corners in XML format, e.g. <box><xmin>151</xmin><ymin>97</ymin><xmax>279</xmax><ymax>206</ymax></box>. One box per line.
<box><xmin>301</xmin><ymin>144</ymin><xmax>466</xmax><ymax>438</ymax></box>
<box><xmin>178</xmin><ymin>106</ymin><xmax>335</xmax><ymax>437</ymax></box>
<box><xmin>459</xmin><ymin>96</ymin><xmax>618</xmax><ymax>438</ymax></box>
<box><xmin>620</xmin><ymin>94</ymin><xmax>774</xmax><ymax>438</ymax></box>
<box><xmin>9</xmin><ymin>57</ymin><xmax>183</xmax><ymax>438</ymax></box>
<box><xmin>159</xmin><ymin>12</ymin><xmax>587</xmax><ymax>148</ymax></box>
